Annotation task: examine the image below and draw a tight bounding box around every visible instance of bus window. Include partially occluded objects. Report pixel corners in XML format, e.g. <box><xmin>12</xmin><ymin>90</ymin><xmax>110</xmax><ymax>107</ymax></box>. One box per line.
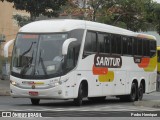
<box><xmin>98</xmin><ymin>33</ymin><xmax>105</xmax><ymax>53</ymax></box>
<box><xmin>111</xmin><ymin>34</ymin><xmax>122</xmax><ymax>54</ymax></box>
<box><xmin>104</xmin><ymin>34</ymin><xmax>111</xmax><ymax>54</ymax></box>
<box><xmin>66</xmin><ymin>45</ymin><xmax>80</xmax><ymax>72</ymax></box>
<box><xmin>133</xmin><ymin>38</ymin><xmax>138</xmax><ymax>56</ymax></box>
<box><xmin>111</xmin><ymin>35</ymin><xmax>116</xmax><ymax>54</ymax></box>
<box><xmin>122</xmin><ymin>36</ymin><xmax>132</xmax><ymax>55</ymax></box>
<box><xmin>143</xmin><ymin>39</ymin><xmax>150</xmax><ymax>57</ymax></box>
<box><xmin>98</xmin><ymin>33</ymin><xmax>110</xmax><ymax>54</ymax></box>
<box><xmin>158</xmin><ymin>50</ymin><xmax>160</xmax><ymax>62</ymax></box>
<box><xmin>84</xmin><ymin>31</ymin><xmax>97</xmax><ymax>56</ymax></box>
<box><xmin>137</xmin><ymin>38</ymin><xmax>143</xmax><ymax>56</ymax></box>
<box><xmin>150</xmin><ymin>41</ymin><xmax>156</xmax><ymax>57</ymax></box>
<box><xmin>116</xmin><ymin>35</ymin><xmax>122</xmax><ymax>54</ymax></box>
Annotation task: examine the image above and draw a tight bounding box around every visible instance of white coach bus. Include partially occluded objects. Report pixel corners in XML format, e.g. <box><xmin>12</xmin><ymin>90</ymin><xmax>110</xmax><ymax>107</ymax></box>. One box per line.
<box><xmin>10</xmin><ymin>19</ymin><xmax>157</xmax><ymax>106</ymax></box>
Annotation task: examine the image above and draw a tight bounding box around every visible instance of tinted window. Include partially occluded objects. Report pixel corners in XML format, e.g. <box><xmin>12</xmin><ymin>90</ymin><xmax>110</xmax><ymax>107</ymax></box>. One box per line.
<box><xmin>150</xmin><ymin>40</ymin><xmax>156</xmax><ymax>57</ymax></box>
<box><xmin>98</xmin><ymin>33</ymin><xmax>110</xmax><ymax>53</ymax></box>
<box><xmin>104</xmin><ymin>34</ymin><xmax>111</xmax><ymax>53</ymax></box>
<box><xmin>67</xmin><ymin>29</ymin><xmax>84</xmax><ymax>70</ymax></box>
<box><xmin>84</xmin><ymin>31</ymin><xmax>97</xmax><ymax>53</ymax></box>
<box><xmin>143</xmin><ymin>39</ymin><xmax>150</xmax><ymax>56</ymax></box>
<box><xmin>111</xmin><ymin>34</ymin><xmax>121</xmax><ymax>54</ymax></box>
<box><xmin>137</xmin><ymin>39</ymin><xmax>143</xmax><ymax>56</ymax></box>
<box><xmin>122</xmin><ymin>36</ymin><xmax>132</xmax><ymax>55</ymax></box>
<box><xmin>158</xmin><ymin>50</ymin><xmax>160</xmax><ymax>62</ymax></box>
<box><xmin>133</xmin><ymin>38</ymin><xmax>137</xmax><ymax>55</ymax></box>
<box><xmin>98</xmin><ymin>33</ymin><xmax>105</xmax><ymax>53</ymax></box>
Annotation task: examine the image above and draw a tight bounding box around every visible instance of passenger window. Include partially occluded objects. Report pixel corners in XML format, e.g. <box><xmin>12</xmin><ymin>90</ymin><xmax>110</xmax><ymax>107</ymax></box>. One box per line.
<box><xmin>116</xmin><ymin>35</ymin><xmax>122</xmax><ymax>54</ymax></box>
<box><xmin>150</xmin><ymin>41</ymin><xmax>156</xmax><ymax>57</ymax></box>
<box><xmin>104</xmin><ymin>34</ymin><xmax>111</xmax><ymax>53</ymax></box>
<box><xmin>143</xmin><ymin>39</ymin><xmax>150</xmax><ymax>57</ymax></box>
<box><xmin>98</xmin><ymin>33</ymin><xmax>110</xmax><ymax>54</ymax></box>
<box><xmin>158</xmin><ymin>50</ymin><xmax>160</xmax><ymax>62</ymax></box>
<box><xmin>84</xmin><ymin>31</ymin><xmax>97</xmax><ymax>56</ymax></box>
<box><xmin>111</xmin><ymin>34</ymin><xmax>122</xmax><ymax>54</ymax></box>
<box><xmin>98</xmin><ymin>33</ymin><xmax>105</xmax><ymax>53</ymax></box>
<box><xmin>137</xmin><ymin>39</ymin><xmax>143</xmax><ymax>56</ymax></box>
<box><xmin>122</xmin><ymin>36</ymin><xmax>132</xmax><ymax>55</ymax></box>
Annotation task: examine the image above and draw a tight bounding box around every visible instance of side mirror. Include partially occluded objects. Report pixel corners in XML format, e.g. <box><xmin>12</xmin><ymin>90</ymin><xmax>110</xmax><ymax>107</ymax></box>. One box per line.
<box><xmin>62</xmin><ymin>38</ymin><xmax>77</xmax><ymax>55</ymax></box>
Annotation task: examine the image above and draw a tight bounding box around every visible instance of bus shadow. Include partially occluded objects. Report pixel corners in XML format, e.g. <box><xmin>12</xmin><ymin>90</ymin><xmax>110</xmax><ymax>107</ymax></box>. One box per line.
<box><xmin>16</xmin><ymin>97</ymin><xmax>132</xmax><ymax>108</ymax></box>
<box><xmin>30</xmin><ymin>97</ymin><xmax>131</xmax><ymax>107</ymax></box>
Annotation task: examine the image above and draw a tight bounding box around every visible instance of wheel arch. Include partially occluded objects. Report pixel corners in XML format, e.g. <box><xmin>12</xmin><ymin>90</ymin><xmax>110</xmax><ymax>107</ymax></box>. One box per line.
<box><xmin>75</xmin><ymin>79</ymin><xmax>88</xmax><ymax>98</ymax></box>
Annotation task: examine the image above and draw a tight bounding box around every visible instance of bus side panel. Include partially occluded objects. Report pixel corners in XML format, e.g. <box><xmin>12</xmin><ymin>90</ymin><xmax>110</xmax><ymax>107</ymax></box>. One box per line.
<box><xmin>76</xmin><ymin>54</ymin><xmax>103</xmax><ymax>97</ymax></box>
<box><xmin>60</xmin><ymin>71</ymin><xmax>76</xmax><ymax>99</ymax></box>
<box><xmin>146</xmin><ymin>73</ymin><xmax>157</xmax><ymax>93</ymax></box>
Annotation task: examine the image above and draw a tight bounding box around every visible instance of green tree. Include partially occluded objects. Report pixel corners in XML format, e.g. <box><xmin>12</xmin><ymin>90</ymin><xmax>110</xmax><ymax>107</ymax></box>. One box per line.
<box><xmin>98</xmin><ymin>0</ymin><xmax>158</xmax><ymax>32</ymax></box>
<box><xmin>1</xmin><ymin>0</ymin><xmax>66</xmax><ymax>25</ymax></box>
<box><xmin>12</xmin><ymin>14</ymin><xmax>30</xmax><ymax>27</ymax></box>
<box><xmin>86</xmin><ymin>0</ymin><xmax>115</xmax><ymax>21</ymax></box>
<box><xmin>153</xmin><ymin>3</ymin><xmax>160</xmax><ymax>34</ymax></box>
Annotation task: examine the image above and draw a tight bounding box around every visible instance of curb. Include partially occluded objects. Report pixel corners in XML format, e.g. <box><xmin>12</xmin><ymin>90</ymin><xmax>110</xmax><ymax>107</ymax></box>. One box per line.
<box><xmin>0</xmin><ymin>79</ymin><xmax>10</xmax><ymax>96</ymax></box>
<box><xmin>134</xmin><ymin>100</ymin><xmax>160</xmax><ymax>108</ymax></box>
<box><xmin>0</xmin><ymin>89</ymin><xmax>10</xmax><ymax>96</ymax></box>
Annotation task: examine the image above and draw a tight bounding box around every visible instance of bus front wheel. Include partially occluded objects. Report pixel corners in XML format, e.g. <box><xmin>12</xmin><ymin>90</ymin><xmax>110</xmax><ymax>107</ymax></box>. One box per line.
<box><xmin>74</xmin><ymin>83</ymin><xmax>83</xmax><ymax>106</ymax></box>
<box><xmin>31</xmin><ymin>98</ymin><xmax>40</xmax><ymax>105</ymax></box>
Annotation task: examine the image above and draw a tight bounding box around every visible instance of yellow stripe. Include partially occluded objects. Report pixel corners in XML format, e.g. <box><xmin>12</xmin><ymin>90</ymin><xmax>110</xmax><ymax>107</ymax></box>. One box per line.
<box><xmin>34</xmin><ymin>82</ymin><xmax>44</xmax><ymax>85</ymax></box>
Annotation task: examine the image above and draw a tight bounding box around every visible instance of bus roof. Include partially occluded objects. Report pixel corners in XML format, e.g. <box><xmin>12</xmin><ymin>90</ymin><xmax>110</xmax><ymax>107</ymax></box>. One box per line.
<box><xmin>137</xmin><ymin>33</ymin><xmax>156</xmax><ymax>40</ymax></box>
<box><xmin>19</xmin><ymin>19</ymin><xmax>86</xmax><ymax>33</ymax></box>
<box><xmin>18</xmin><ymin>19</ymin><xmax>156</xmax><ymax>39</ymax></box>
<box><xmin>19</xmin><ymin>19</ymin><xmax>135</xmax><ymax>36</ymax></box>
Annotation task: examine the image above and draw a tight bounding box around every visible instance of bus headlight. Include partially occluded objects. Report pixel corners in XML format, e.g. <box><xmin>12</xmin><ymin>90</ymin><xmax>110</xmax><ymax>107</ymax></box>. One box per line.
<box><xmin>10</xmin><ymin>80</ymin><xmax>19</xmax><ymax>86</ymax></box>
<box><xmin>54</xmin><ymin>82</ymin><xmax>60</xmax><ymax>86</ymax></box>
<box><xmin>50</xmin><ymin>79</ymin><xmax>62</xmax><ymax>87</ymax></box>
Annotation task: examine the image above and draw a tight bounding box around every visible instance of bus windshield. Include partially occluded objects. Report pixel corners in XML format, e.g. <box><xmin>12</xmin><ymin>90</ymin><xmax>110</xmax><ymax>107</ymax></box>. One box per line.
<box><xmin>11</xmin><ymin>33</ymin><xmax>68</xmax><ymax>79</ymax></box>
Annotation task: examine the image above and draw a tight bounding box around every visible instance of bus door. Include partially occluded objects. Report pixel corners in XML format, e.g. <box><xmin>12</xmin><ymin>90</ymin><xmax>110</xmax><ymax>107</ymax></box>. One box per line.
<box><xmin>62</xmin><ymin>46</ymin><xmax>78</xmax><ymax>98</ymax></box>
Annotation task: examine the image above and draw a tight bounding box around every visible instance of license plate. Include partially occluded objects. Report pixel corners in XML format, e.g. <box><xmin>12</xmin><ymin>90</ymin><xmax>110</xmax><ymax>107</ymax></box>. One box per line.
<box><xmin>29</xmin><ymin>91</ymin><xmax>38</xmax><ymax>96</ymax></box>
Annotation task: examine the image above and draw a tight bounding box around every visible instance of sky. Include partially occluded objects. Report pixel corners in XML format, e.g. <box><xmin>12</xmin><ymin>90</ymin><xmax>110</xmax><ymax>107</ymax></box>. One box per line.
<box><xmin>154</xmin><ymin>0</ymin><xmax>160</xmax><ymax>3</ymax></box>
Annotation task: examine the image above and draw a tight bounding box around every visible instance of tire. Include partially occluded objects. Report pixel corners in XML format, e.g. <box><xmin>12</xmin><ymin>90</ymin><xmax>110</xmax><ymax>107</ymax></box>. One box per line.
<box><xmin>138</xmin><ymin>83</ymin><xmax>143</xmax><ymax>101</ymax></box>
<box><xmin>31</xmin><ymin>98</ymin><xmax>40</xmax><ymax>105</ymax></box>
<box><xmin>74</xmin><ymin>83</ymin><xmax>83</xmax><ymax>106</ymax></box>
<box><xmin>127</xmin><ymin>83</ymin><xmax>137</xmax><ymax>102</ymax></box>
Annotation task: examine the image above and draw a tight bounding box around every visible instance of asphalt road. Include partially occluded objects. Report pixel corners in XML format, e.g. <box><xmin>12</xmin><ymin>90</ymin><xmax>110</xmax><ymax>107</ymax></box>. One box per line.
<box><xmin>0</xmin><ymin>93</ymin><xmax>160</xmax><ymax>114</ymax></box>
<box><xmin>0</xmin><ymin>95</ymin><xmax>160</xmax><ymax>119</ymax></box>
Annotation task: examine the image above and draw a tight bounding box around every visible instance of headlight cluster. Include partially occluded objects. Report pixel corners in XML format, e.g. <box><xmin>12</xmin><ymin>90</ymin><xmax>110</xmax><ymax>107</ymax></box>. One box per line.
<box><xmin>50</xmin><ymin>79</ymin><xmax>62</xmax><ymax>87</ymax></box>
<box><xmin>10</xmin><ymin>80</ymin><xmax>19</xmax><ymax>86</ymax></box>
<box><xmin>51</xmin><ymin>78</ymin><xmax>69</xmax><ymax>87</ymax></box>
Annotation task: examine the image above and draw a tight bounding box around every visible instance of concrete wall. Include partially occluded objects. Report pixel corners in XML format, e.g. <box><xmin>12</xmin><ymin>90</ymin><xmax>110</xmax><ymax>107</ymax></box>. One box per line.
<box><xmin>0</xmin><ymin>1</ymin><xmax>29</xmax><ymax>56</ymax></box>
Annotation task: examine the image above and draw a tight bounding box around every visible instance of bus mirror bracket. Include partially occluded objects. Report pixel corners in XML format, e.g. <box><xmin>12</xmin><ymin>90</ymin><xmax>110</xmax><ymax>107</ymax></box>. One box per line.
<box><xmin>62</xmin><ymin>38</ymin><xmax>77</xmax><ymax>55</ymax></box>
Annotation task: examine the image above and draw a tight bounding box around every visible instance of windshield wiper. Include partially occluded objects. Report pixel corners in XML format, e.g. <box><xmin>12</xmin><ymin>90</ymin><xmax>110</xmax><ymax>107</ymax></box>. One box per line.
<box><xmin>20</xmin><ymin>51</ymin><xmax>34</xmax><ymax>76</ymax></box>
<box><xmin>20</xmin><ymin>42</ymin><xmax>36</xmax><ymax>76</ymax></box>
<box><xmin>38</xmin><ymin>49</ymin><xmax>48</xmax><ymax>76</ymax></box>
<box><xmin>21</xmin><ymin>42</ymin><xmax>36</xmax><ymax>56</ymax></box>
